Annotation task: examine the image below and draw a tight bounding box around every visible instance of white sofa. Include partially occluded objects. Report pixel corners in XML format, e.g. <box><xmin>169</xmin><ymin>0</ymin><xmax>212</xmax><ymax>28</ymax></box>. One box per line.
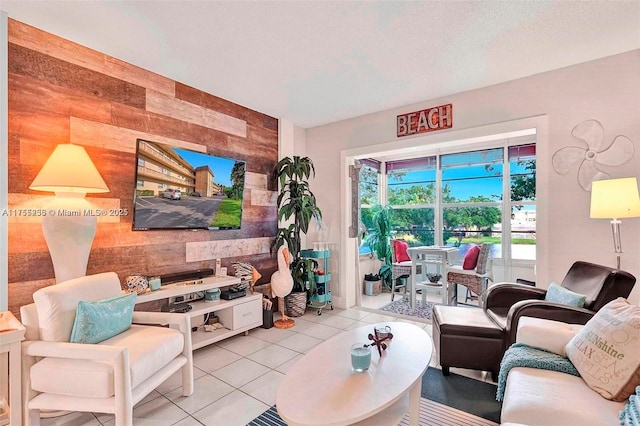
<box><xmin>500</xmin><ymin>317</ymin><xmax>627</xmax><ymax>425</ymax></box>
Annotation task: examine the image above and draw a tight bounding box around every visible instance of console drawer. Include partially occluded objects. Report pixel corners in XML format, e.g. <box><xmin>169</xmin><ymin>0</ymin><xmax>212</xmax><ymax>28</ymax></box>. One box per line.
<box><xmin>218</xmin><ymin>297</ymin><xmax>262</xmax><ymax>330</ymax></box>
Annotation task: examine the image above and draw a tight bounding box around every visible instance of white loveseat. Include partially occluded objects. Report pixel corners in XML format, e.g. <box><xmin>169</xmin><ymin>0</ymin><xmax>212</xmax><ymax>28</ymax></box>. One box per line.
<box><xmin>500</xmin><ymin>317</ymin><xmax>627</xmax><ymax>425</ymax></box>
<box><xmin>20</xmin><ymin>272</ymin><xmax>194</xmax><ymax>425</ymax></box>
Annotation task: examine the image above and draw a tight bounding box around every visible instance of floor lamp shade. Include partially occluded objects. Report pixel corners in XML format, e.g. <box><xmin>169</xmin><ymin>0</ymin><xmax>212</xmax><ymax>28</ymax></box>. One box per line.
<box><xmin>29</xmin><ymin>144</ymin><xmax>109</xmax><ymax>283</ymax></box>
<box><xmin>590</xmin><ymin>177</ymin><xmax>640</xmax><ymax>269</ymax></box>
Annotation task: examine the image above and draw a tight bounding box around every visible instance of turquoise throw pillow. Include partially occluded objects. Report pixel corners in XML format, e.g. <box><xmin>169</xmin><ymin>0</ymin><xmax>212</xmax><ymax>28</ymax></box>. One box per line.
<box><xmin>70</xmin><ymin>292</ymin><xmax>137</xmax><ymax>344</ymax></box>
<box><xmin>544</xmin><ymin>282</ymin><xmax>586</xmax><ymax>308</ymax></box>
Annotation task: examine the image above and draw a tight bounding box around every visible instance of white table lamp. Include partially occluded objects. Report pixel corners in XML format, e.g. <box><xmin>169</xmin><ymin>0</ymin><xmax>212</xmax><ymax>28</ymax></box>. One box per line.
<box><xmin>29</xmin><ymin>144</ymin><xmax>109</xmax><ymax>283</ymax></box>
<box><xmin>590</xmin><ymin>177</ymin><xmax>640</xmax><ymax>269</ymax></box>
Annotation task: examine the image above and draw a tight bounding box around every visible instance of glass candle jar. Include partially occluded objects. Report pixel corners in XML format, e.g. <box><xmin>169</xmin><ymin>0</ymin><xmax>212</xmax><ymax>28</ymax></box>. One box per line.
<box><xmin>350</xmin><ymin>343</ymin><xmax>371</xmax><ymax>372</ymax></box>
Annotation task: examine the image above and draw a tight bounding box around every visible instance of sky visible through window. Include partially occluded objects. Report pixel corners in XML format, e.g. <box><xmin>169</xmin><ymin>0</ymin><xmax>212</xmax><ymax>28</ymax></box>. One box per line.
<box><xmin>387</xmin><ymin>161</ymin><xmax>531</xmax><ymax>201</ymax></box>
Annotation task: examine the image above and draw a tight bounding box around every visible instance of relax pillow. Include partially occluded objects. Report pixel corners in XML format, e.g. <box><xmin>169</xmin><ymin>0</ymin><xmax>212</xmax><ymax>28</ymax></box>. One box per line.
<box><xmin>70</xmin><ymin>292</ymin><xmax>137</xmax><ymax>344</ymax></box>
<box><xmin>545</xmin><ymin>282</ymin><xmax>587</xmax><ymax>308</ymax></box>
<box><xmin>565</xmin><ymin>298</ymin><xmax>640</xmax><ymax>401</ymax></box>
<box><xmin>462</xmin><ymin>245</ymin><xmax>481</xmax><ymax>270</ymax></box>
<box><xmin>393</xmin><ymin>240</ymin><xmax>410</xmax><ymax>262</ymax></box>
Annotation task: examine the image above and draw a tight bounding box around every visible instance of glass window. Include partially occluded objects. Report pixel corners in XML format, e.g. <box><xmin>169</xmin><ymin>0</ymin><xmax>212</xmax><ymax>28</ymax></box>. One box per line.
<box><xmin>381</xmin><ymin>141</ymin><xmax>535</xmax><ymax>264</ymax></box>
<box><xmin>136</xmin><ymin>180</ymin><xmax>144</xmax><ymax>188</ymax></box>
<box><xmin>510</xmin><ymin>145</ymin><xmax>536</xmax><ymax>202</ymax></box>
<box><xmin>359</xmin><ymin>161</ymin><xmax>380</xmax><ymax>255</ymax></box>
<box><xmin>511</xmin><ymin>205</ymin><xmax>536</xmax><ymax>260</ymax></box>
<box><xmin>390</xmin><ymin>207</ymin><xmax>435</xmax><ymax>247</ymax></box>
<box><xmin>509</xmin><ymin>144</ymin><xmax>536</xmax><ymax>260</ymax></box>
<box><xmin>442</xmin><ymin>149</ymin><xmax>503</xmax><ymax>203</ymax></box>
<box><xmin>384</xmin><ymin>157</ymin><xmax>436</xmax><ymax>247</ymax></box>
<box><xmin>387</xmin><ymin>170</ymin><xmax>436</xmax><ymax>206</ymax></box>
<box><xmin>443</xmin><ymin>206</ymin><xmax>502</xmax><ymax>250</ymax></box>
<box><xmin>360</xmin><ymin>165</ymin><xmax>379</xmax><ymax>207</ymax></box>
<box><xmin>387</xmin><ymin>157</ymin><xmax>436</xmax><ymax>207</ymax></box>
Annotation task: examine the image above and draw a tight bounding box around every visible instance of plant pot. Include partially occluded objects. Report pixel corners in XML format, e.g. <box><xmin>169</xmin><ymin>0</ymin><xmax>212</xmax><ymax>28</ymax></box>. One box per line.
<box><xmin>364</xmin><ymin>280</ymin><xmax>374</xmax><ymax>295</ymax></box>
<box><xmin>363</xmin><ymin>279</ymin><xmax>382</xmax><ymax>295</ymax></box>
<box><xmin>284</xmin><ymin>292</ymin><xmax>307</xmax><ymax>317</ymax></box>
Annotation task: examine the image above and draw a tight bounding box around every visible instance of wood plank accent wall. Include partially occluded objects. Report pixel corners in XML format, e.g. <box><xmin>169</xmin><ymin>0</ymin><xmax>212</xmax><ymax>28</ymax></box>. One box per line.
<box><xmin>6</xmin><ymin>19</ymin><xmax>279</xmax><ymax>317</ymax></box>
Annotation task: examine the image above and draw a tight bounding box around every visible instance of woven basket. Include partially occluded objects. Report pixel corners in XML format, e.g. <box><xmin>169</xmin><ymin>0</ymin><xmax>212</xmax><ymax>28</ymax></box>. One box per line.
<box><xmin>284</xmin><ymin>292</ymin><xmax>307</xmax><ymax>317</ymax></box>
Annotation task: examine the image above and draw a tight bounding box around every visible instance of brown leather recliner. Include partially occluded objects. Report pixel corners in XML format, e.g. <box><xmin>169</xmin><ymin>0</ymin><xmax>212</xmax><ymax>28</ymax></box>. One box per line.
<box><xmin>485</xmin><ymin>260</ymin><xmax>636</xmax><ymax>349</ymax></box>
<box><xmin>432</xmin><ymin>261</ymin><xmax>636</xmax><ymax>378</ymax></box>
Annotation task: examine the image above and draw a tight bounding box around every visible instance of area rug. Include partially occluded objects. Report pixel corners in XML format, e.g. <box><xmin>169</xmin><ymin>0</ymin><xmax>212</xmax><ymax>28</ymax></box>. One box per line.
<box><xmin>422</xmin><ymin>367</ymin><xmax>502</xmax><ymax>424</ymax></box>
<box><xmin>248</xmin><ymin>367</ymin><xmax>501</xmax><ymax>425</ymax></box>
<box><xmin>248</xmin><ymin>397</ymin><xmax>497</xmax><ymax>426</ymax></box>
<box><xmin>379</xmin><ymin>299</ymin><xmax>437</xmax><ymax>320</ymax></box>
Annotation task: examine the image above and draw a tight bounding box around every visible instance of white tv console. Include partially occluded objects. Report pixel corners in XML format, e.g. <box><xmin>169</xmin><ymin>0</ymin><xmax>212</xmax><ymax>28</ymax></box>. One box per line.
<box><xmin>135</xmin><ymin>275</ymin><xmax>263</xmax><ymax>350</ymax></box>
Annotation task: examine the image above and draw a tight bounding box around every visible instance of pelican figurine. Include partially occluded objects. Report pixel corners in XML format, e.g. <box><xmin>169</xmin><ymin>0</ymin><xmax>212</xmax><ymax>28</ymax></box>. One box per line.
<box><xmin>271</xmin><ymin>245</ymin><xmax>295</xmax><ymax>328</ymax></box>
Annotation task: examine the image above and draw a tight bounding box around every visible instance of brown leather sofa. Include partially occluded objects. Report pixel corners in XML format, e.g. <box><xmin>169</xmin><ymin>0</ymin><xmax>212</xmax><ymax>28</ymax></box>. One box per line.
<box><xmin>432</xmin><ymin>261</ymin><xmax>636</xmax><ymax>377</ymax></box>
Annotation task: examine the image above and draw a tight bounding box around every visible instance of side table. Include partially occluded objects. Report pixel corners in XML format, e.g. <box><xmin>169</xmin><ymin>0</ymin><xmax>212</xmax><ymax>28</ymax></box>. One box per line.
<box><xmin>0</xmin><ymin>311</ymin><xmax>26</xmax><ymax>426</ymax></box>
<box><xmin>407</xmin><ymin>246</ymin><xmax>457</xmax><ymax>310</ymax></box>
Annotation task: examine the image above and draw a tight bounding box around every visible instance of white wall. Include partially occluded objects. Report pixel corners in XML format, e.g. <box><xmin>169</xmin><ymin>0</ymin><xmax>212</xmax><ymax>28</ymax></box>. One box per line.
<box><xmin>304</xmin><ymin>50</ymin><xmax>640</xmax><ymax>307</ymax></box>
<box><xmin>278</xmin><ymin>118</ymin><xmax>295</xmax><ymax>159</ymax></box>
<box><xmin>278</xmin><ymin>119</ymin><xmax>315</xmax><ymax>251</ymax></box>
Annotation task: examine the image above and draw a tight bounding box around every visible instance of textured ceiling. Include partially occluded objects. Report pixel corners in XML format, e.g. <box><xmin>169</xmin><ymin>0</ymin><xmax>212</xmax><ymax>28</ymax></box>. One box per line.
<box><xmin>2</xmin><ymin>1</ymin><xmax>639</xmax><ymax>128</ymax></box>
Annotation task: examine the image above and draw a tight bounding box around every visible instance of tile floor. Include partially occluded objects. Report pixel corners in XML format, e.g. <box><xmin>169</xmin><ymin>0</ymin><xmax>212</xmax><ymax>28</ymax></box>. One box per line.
<box><xmin>39</xmin><ymin>306</ymin><xmax>495</xmax><ymax>426</ymax></box>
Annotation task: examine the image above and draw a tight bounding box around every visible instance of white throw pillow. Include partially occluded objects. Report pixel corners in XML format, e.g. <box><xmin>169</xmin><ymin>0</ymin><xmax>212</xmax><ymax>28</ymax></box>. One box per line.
<box><xmin>565</xmin><ymin>298</ymin><xmax>640</xmax><ymax>401</ymax></box>
<box><xmin>516</xmin><ymin>317</ymin><xmax>583</xmax><ymax>357</ymax></box>
<box><xmin>33</xmin><ymin>272</ymin><xmax>122</xmax><ymax>342</ymax></box>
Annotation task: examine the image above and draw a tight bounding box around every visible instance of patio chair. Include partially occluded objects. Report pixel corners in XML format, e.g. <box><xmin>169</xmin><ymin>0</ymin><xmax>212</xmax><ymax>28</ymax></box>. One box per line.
<box><xmin>390</xmin><ymin>239</ymin><xmax>421</xmax><ymax>301</ymax></box>
<box><xmin>446</xmin><ymin>243</ymin><xmax>493</xmax><ymax>306</ymax></box>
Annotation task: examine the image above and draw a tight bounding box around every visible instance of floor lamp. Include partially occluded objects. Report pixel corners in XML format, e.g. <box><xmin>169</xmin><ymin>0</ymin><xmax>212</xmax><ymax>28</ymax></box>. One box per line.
<box><xmin>29</xmin><ymin>144</ymin><xmax>109</xmax><ymax>283</ymax></box>
<box><xmin>590</xmin><ymin>177</ymin><xmax>640</xmax><ymax>270</ymax></box>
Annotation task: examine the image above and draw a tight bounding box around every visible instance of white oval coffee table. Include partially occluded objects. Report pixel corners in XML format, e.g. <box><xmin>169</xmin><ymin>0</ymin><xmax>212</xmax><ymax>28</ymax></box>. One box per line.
<box><xmin>276</xmin><ymin>322</ymin><xmax>432</xmax><ymax>426</ymax></box>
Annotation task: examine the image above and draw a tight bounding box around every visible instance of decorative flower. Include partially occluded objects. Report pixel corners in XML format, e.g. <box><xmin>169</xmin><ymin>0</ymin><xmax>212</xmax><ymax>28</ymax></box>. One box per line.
<box><xmin>552</xmin><ymin>120</ymin><xmax>634</xmax><ymax>191</ymax></box>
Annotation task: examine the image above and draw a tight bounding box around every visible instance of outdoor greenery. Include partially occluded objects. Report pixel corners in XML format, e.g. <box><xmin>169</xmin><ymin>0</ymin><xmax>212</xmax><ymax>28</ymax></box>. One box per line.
<box><xmin>359</xmin><ymin>167</ymin><xmax>379</xmax><ymax>206</ymax></box>
<box><xmin>365</xmin><ymin>205</ymin><xmax>393</xmax><ymax>288</ymax></box>
<box><xmin>511</xmin><ymin>160</ymin><xmax>536</xmax><ymax>202</ymax></box>
<box><xmin>226</xmin><ymin>161</ymin><xmax>246</xmax><ymax>199</ymax></box>
<box><xmin>273</xmin><ymin>156</ymin><xmax>322</xmax><ymax>293</ymax></box>
<box><xmin>210</xmin><ymin>198</ymin><xmax>242</xmax><ymax>228</ymax></box>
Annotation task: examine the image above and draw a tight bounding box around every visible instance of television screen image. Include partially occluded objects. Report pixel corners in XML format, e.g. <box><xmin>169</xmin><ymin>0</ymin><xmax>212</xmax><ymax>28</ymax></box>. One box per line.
<box><xmin>132</xmin><ymin>139</ymin><xmax>246</xmax><ymax>231</ymax></box>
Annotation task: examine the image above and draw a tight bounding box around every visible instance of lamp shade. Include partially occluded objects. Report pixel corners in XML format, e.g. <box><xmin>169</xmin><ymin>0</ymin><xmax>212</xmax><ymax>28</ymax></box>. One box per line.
<box><xmin>29</xmin><ymin>144</ymin><xmax>109</xmax><ymax>194</ymax></box>
<box><xmin>590</xmin><ymin>177</ymin><xmax>640</xmax><ymax>219</ymax></box>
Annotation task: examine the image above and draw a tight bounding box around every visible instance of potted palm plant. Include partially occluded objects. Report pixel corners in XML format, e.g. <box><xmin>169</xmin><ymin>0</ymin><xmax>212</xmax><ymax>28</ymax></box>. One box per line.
<box><xmin>274</xmin><ymin>156</ymin><xmax>322</xmax><ymax>317</ymax></box>
<box><xmin>366</xmin><ymin>204</ymin><xmax>393</xmax><ymax>289</ymax></box>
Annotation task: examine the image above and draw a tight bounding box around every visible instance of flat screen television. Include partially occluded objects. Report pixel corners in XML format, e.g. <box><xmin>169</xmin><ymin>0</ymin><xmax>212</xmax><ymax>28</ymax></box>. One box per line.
<box><xmin>132</xmin><ymin>139</ymin><xmax>246</xmax><ymax>231</ymax></box>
